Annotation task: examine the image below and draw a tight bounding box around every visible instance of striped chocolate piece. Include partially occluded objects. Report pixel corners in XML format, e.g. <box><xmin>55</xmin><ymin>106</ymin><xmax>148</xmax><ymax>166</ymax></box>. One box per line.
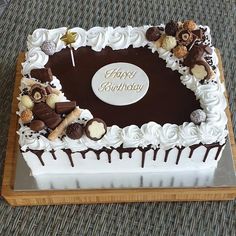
<box><xmin>33</xmin><ymin>102</ymin><xmax>62</xmax><ymax>129</ymax></box>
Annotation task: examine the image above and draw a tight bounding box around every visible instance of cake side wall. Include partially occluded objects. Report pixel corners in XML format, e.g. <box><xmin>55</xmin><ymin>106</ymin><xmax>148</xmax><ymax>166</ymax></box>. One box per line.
<box><xmin>22</xmin><ymin>144</ymin><xmax>224</xmax><ymax>175</ymax></box>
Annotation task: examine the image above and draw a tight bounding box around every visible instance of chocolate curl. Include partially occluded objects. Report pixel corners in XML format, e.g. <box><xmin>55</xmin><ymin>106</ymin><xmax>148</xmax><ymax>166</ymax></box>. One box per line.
<box><xmin>48</xmin><ymin>107</ymin><xmax>81</xmax><ymax>141</ymax></box>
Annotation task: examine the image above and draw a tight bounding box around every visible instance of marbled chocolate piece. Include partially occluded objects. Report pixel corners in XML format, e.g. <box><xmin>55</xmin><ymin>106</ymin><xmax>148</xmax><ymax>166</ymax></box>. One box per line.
<box><xmin>33</xmin><ymin>102</ymin><xmax>62</xmax><ymax>129</ymax></box>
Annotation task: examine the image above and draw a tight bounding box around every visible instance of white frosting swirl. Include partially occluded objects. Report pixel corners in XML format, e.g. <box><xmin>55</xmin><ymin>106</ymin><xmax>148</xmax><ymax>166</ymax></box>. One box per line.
<box><xmin>122</xmin><ymin>125</ymin><xmax>143</xmax><ymax>148</ymax></box>
<box><xmin>101</xmin><ymin>125</ymin><xmax>123</xmax><ymax>148</ymax></box>
<box><xmin>179</xmin><ymin>122</ymin><xmax>199</xmax><ymax>146</ymax></box>
<box><xmin>87</xmin><ymin>27</ymin><xmax>111</xmax><ymax>51</ymax></box>
<box><xmin>22</xmin><ymin>48</ymin><xmax>49</xmax><ymax>75</ymax></box>
<box><xmin>129</xmin><ymin>26</ymin><xmax>149</xmax><ymax>48</ymax></box>
<box><xmin>159</xmin><ymin>124</ymin><xmax>180</xmax><ymax>149</ymax></box>
<box><xmin>108</xmin><ymin>26</ymin><xmax>131</xmax><ymax>50</ymax></box>
<box><xmin>141</xmin><ymin>122</ymin><xmax>161</xmax><ymax>147</ymax></box>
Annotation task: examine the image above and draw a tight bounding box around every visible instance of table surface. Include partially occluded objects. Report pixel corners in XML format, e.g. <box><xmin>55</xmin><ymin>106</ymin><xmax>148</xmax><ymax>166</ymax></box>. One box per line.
<box><xmin>0</xmin><ymin>0</ymin><xmax>235</xmax><ymax>235</ymax></box>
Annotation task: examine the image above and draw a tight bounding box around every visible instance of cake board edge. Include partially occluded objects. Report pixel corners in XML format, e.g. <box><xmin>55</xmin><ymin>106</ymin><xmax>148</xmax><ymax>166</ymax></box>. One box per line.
<box><xmin>1</xmin><ymin>50</ymin><xmax>236</xmax><ymax>206</ymax></box>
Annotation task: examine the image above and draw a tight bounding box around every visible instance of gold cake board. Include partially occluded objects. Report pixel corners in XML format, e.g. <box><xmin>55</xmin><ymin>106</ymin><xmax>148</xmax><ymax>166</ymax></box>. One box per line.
<box><xmin>1</xmin><ymin>51</ymin><xmax>236</xmax><ymax>206</ymax></box>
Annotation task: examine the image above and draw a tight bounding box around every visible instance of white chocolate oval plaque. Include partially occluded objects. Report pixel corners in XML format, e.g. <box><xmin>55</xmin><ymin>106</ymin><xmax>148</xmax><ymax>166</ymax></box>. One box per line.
<box><xmin>91</xmin><ymin>62</ymin><xmax>149</xmax><ymax>106</ymax></box>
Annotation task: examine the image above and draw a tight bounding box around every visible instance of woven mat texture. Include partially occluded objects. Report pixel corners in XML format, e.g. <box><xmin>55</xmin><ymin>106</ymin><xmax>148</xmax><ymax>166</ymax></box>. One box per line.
<box><xmin>0</xmin><ymin>0</ymin><xmax>235</xmax><ymax>235</ymax></box>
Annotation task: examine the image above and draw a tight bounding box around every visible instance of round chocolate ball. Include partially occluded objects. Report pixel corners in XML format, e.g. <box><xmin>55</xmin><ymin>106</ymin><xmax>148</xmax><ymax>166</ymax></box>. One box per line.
<box><xmin>165</xmin><ymin>21</ymin><xmax>178</xmax><ymax>36</ymax></box>
<box><xmin>66</xmin><ymin>123</ymin><xmax>83</xmax><ymax>140</ymax></box>
<box><xmin>190</xmin><ymin>109</ymin><xmax>206</xmax><ymax>125</ymax></box>
<box><xmin>145</xmin><ymin>27</ymin><xmax>161</xmax><ymax>41</ymax></box>
<box><xmin>41</xmin><ymin>41</ymin><xmax>56</xmax><ymax>55</ymax></box>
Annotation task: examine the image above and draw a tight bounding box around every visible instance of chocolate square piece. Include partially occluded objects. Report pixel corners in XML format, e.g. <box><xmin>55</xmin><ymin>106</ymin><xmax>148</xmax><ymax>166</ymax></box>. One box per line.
<box><xmin>31</xmin><ymin>68</ymin><xmax>53</xmax><ymax>83</ymax></box>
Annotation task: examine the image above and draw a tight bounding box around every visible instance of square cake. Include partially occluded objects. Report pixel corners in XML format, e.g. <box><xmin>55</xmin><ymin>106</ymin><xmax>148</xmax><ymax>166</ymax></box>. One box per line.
<box><xmin>17</xmin><ymin>20</ymin><xmax>228</xmax><ymax>175</ymax></box>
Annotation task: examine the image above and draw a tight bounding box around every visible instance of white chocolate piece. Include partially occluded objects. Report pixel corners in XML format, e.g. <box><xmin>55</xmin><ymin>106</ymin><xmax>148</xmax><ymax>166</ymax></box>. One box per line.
<box><xmin>88</xmin><ymin>121</ymin><xmax>106</xmax><ymax>139</ymax></box>
<box><xmin>46</xmin><ymin>94</ymin><xmax>60</xmax><ymax>109</ymax></box>
<box><xmin>191</xmin><ymin>65</ymin><xmax>207</xmax><ymax>80</ymax></box>
<box><xmin>162</xmin><ymin>36</ymin><xmax>177</xmax><ymax>51</ymax></box>
<box><xmin>48</xmin><ymin>107</ymin><xmax>81</xmax><ymax>141</ymax></box>
<box><xmin>20</xmin><ymin>95</ymin><xmax>34</xmax><ymax>109</ymax></box>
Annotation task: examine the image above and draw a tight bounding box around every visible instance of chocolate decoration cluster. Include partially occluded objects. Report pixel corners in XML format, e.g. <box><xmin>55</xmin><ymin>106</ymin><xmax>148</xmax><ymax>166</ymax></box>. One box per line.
<box><xmin>145</xmin><ymin>20</ymin><xmax>214</xmax><ymax>81</ymax></box>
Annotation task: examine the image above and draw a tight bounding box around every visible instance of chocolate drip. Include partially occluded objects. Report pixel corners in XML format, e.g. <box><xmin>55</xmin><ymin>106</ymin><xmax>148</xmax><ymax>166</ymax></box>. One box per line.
<box><xmin>176</xmin><ymin>147</ymin><xmax>185</xmax><ymax>165</ymax></box>
<box><xmin>119</xmin><ymin>152</ymin><xmax>123</xmax><ymax>160</ymax></box>
<box><xmin>107</xmin><ymin>149</ymin><xmax>113</xmax><ymax>163</ymax></box>
<box><xmin>141</xmin><ymin>151</ymin><xmax>146</xmax><ymax>168</ymax></box>
<box><xmin>124</xmin><ymin>148</ymin><xmax>135</xmax><ymax>158</ymax></box>
<box><xmin>80</xmin><ymin>150</ymin><xmax>87</xmax><ymax>159</ymax></box>
<box><xmin>215</xmin><ymin>144</ymin><xmax>225</xmax><ymax>160</ymax></box>
<box><xmin>189</xmin><ymin>144</ymin><xmax>201</xmax><ymax>159</ymax></box>
<box><xmin>138</xmin><ymin>147</ymin><xmax>150</xmax><ymax>168</ymax></box>
<box><xmin>164</xmin><ymin>149</ymin><xmax>171</xmax><ymax>162</ymax></box>
<box><xmin>203</xmin><ymin>143</ymin><xmax>221</xmax><ymax>162</ymax></box>
<box><xmin>63</xmin><ymin>149</ymin><xmax>74</xmax><ymax>167</ymax></box>
<box><xmin>32</xmin><ymin>150</ymin><xmax>45</xmax><ymax>166</ymax></box>
<box><xmin>153</xmin><ymin>148</ymin><xmax>160</xmax><ymax>161</ymax></box>
<box><xmin>50</xmin><ymin>150</ymin><xmax>57</xmax><ymax>160</ymax></box>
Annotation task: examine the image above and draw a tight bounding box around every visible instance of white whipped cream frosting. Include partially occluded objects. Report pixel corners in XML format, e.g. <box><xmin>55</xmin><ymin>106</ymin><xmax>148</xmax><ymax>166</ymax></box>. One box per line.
<box><xmin>19</xmin><ymin>25</ymin><xmax>228</xmax><ymax>151</ymax></box>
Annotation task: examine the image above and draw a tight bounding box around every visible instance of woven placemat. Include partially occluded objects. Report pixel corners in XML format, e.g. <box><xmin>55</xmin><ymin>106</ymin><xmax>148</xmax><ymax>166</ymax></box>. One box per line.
<box><xmin>0</xmin><ymin>0</ymin><xmax>235</xmax><ymax>235</ymax></box>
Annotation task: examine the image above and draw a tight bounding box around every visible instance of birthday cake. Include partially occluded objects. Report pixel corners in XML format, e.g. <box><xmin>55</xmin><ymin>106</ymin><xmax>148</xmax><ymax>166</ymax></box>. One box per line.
<box><xmin>18</xmin><ymin>20</ymin><xmax>228</xmax><ymax>175</ymax></box>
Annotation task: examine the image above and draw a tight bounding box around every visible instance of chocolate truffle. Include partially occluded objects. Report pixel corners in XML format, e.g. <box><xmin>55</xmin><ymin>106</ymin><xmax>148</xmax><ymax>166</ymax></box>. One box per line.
<box><xmin>176</xmin><ymin>29</ymin><xmax>193</xmax><ymax>46</ymax></box>
<box><xmin>145</xmin><ymin>27</ymin><xmax>161</xmax><ymax>41</ymax></box>
<box><xmin>165</xmin><ymin>20</ymin><xmax>178</xmax><ymax>36</ymax></box>
<box><xmin>66</xmin><ymin>123</ymin><xmax>83</xmax><ymax>140</ymax></box>
<box><xmin>29</xmin><ymin>84</ymin><xmax>47</xmax><ymax>103</ymax></box>
<box><xmin>190</xmin><ymin>109</ymin><xmax>206</xmax><ymax>125</ymax></box>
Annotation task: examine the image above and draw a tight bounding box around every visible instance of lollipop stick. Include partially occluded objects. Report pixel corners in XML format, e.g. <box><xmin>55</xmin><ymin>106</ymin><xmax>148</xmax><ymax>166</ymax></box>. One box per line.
<box><xmin>70</xmin><ymin>45</ymin><xmax>75</xmax><ymax>67</ymax></box>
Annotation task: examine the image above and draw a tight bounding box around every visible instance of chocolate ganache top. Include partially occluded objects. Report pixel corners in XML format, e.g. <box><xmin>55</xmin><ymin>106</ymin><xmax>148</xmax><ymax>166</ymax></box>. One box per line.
<box><xmin>46</xmin><ymin>46</ymin><xmax>200</xmax><ymax>127</ymax></box>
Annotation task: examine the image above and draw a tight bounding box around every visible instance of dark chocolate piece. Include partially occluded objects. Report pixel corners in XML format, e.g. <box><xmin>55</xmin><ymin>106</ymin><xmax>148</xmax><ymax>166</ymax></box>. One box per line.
<box><xmin>85</xmin><ymin>118</ymin><xmax>107</xmax><ymax>141</ymax></box>
<box><xmin>192</xmin><ymin>29</ymin><xmax>203</xmax><ymax>40</ymax></box>
<box><xmin>55</xmin><ymin>101</ymin><xmax>76</xmax><ymax>114</ymax></box>
<box><xmin>165</xmin><ymin>20</ymin><xmax>178</xmax><ymax>36</ymax></box>
<box><xmin>145</xmin><ymin>27</ymin><xmax>161</xmax><ymax>41</ymax></box>
<box><xmin>66</xmin><ymin>123</ymin><xmax>83</xmax><ymax>139</ymax></box>
<box><xmin>30</xmin><ymin>120</ymin><xmax>46</xmax><ymax>131</ymax></box>
<box><xmin>33</xmin><ymin>102</ymin><xmax>62</xmax><ymax>129</ymax></box>
<box><xmin>183</xmin><ymin>45</ymin><xmax>205</xmax><ymax>67</ymax></box>
<box><xmin>31</xmin><ymin>68</ymin><xmax>53</xmax><ymax>82</ymax></box>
